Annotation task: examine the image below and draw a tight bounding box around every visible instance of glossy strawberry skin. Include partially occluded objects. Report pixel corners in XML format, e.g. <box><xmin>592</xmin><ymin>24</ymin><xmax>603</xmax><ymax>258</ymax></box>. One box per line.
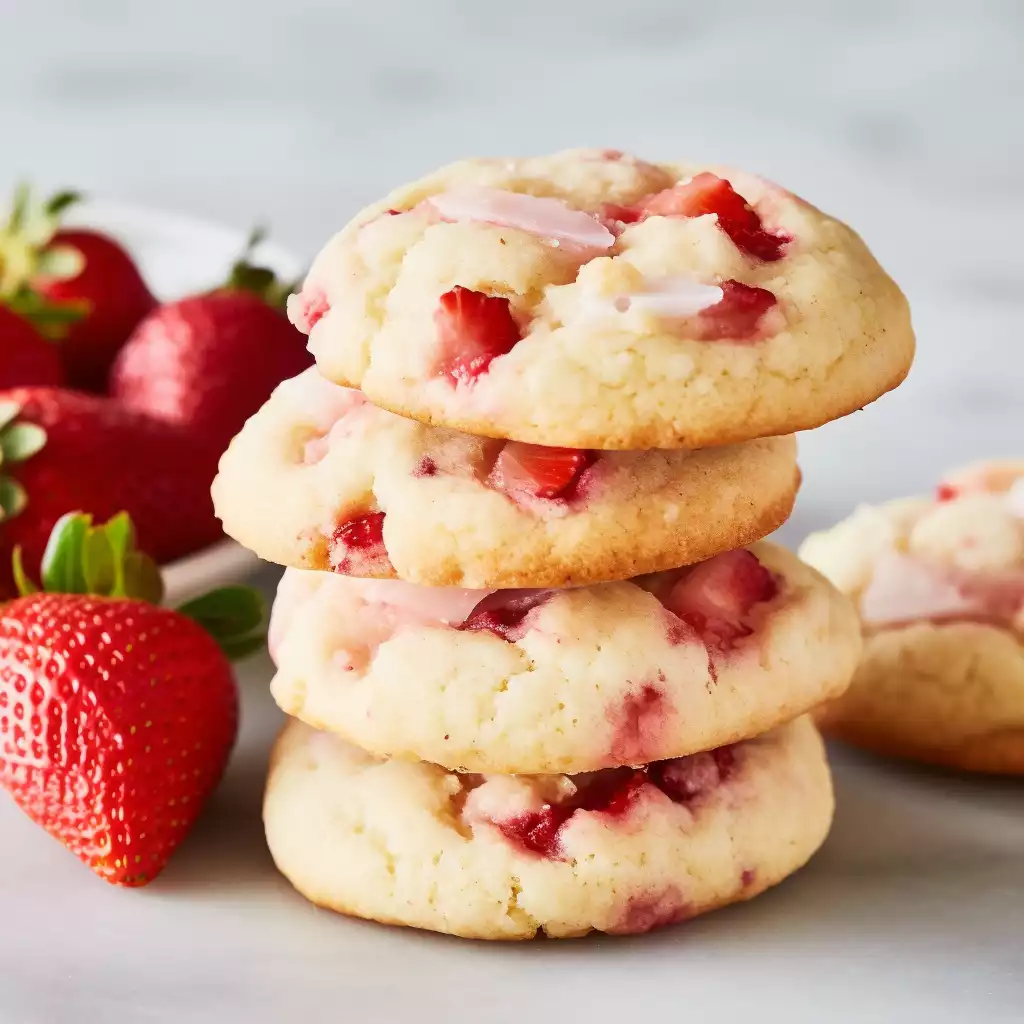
<box><xmin>33</xmin><ymin>229</ymin><xmax>157</xmax><ymax>392</ymax></box>
<box><xmin>433</xmin><ymin>286</ymin><xmax>521</xmax><ymax>383</ymax></box>
<box><xmin>0</xmin><ymin>309</ymin><xmax>63</xmax><ymax>389</ymax></box>
<box><xmin>110</xmin><ymin>291</ymin><xmax>312</xmax><ymax>459</ymax></box>
<box><xmin>489</xmin><ymin>441</ymin><xmax>593</xmax><ymax>501</ymax></box>
<box><xmin>0</xmin><ymin>594</ymin><xmax>237</xmax><ymax>885</ymax></box>
<box><xmin>0</xmin><ymin>388</ymin><xmax>222</xmax><ymax>592</ymax></box>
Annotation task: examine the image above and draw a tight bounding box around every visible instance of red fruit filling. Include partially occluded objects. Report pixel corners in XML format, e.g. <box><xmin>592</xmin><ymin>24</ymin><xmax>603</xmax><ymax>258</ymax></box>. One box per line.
<box><xmin>691</xmin><ymin>280</ymin><xmax>778</xmax><ymax>341</ymax></box>
<box><xmin>632</xmin><ymin>173</ymin><xmax>790</xmax><ymax>262</ymax></box>
<box><xmin>610</xmin><ymin>887</ymin><xmax>691</xmax><ymax>935</ymax></box>
<box><xmin>413</xmin><ymin>456</ymin><xmax>438</xmax><ymax>478</ymax></box>
<box><xmin>291</xmin><ymin>288</ymin><xmax>330</xmax><ymax>334</ymax></box>
<box><xmin>491</xmin><ymin>744</ymin><xmax>736</xmax><ymax>859</ymax></box>
<box><xmin>659</xmin><ymin>550</ymin><xmax>778</xmax><ymax>674</ymax></box>
<box><xmin>935</xmin><ymin>483</ymin><xmax>959</xmax><ymax>502</ymax></box>
<box><xmin>488</xmin><ymin>441</ymin><xmax>594</xmax><ymax>502</ymax></box>
<box><xmin>433</xmin><ymin>286</ymin><xmax>522</xmax><ymax>384</ymax></box>
<box><xmin>597</xmin><ymin>202</ymin><xmax>644</xmax><ymax>227</ymax></box>
<box><xmin>460</xmin><ymin>589</ymin><xmax>553</xmax><ymax>642</ymax></box>
<box><xmin>328</xmin><ymin>511</ymin><xmax>394</xmax><ymax>575</ymax></box>
<box><xmin>609</xmin><ymin>683</ymin><xmax>667</xmax><ymax>765</ymax></box>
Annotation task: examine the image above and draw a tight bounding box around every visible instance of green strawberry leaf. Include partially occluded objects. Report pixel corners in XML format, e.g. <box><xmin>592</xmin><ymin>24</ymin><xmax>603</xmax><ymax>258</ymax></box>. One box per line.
<box><xmin>44</xmin><ymin>191</ymin><xmax>81</xmax><ymax>218</ymax></box>
<box><xmin>102</xmin><ymin>512</ymin><xmax>134</xmax><ymax>598</ymax></box>
<box><xmin>0</xmin><ymin>477</ymin><xmax>27</xmax><ymax>522</ymax></box>
<box><xmin>34</xmin><ymin>244</ymin><xmax>84</xmax><ymax>281</ymax></box>
<box><xmin>0</xmin><ymin>401</ymin><xmax>22</xmax><ymax>433</ymax></box>
<box><xmin>41</xmin><ymin>512</ymin><xmax>90</xmax><ymax>594</ymax></box>
<box><xmin>223</xmin><ymin>225</ymin><xmax>294</xmax><ymax>311</ymax></box>
<box><xmin>0</xmin><ymin>422</ymin><xmax>46</xmax><ymax>463</ymax></box>
<box><xmin>178</xmin><ymin>585</ymin><xmax>265</xmax><ymax>661</ymax></box>
<box><xmin>11</xmin><ymin>547</ymin><xmax>38</xmax><ymax>596</ymax></box>
<box><xmin>122</xmin><ymin>550</ymin><xmax>164</xmax><ymax>605</ymax></box>
<box><xmin>82</xmin><ymin>527</ymin><xmax>115</xmax><ymax>595</ymax></box>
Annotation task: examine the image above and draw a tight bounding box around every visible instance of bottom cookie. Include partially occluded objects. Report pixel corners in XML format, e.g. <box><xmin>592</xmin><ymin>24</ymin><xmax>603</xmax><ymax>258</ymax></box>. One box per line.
<box><xmin>264</xmin><ymin>716</ymin><xmax>832</xmax><ymax>940</ymax></box>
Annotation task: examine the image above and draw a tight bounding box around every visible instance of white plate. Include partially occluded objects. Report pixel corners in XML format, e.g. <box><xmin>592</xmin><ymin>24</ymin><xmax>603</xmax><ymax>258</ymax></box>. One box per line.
<box><xmin>1</xmin><ymin>206</ymin><xmax>1021</xmax><ymax>1024</ymax></box>
<box><xmin>64</xmin><ymin>201</ymin><xmax>304</xmax><ymax>605</ymax></box>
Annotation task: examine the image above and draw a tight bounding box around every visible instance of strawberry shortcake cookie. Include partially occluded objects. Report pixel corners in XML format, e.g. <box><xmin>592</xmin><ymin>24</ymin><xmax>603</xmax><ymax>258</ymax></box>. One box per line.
<box><xmin>268</xmin><ymin>542</ymin><xmax>860</xmax><ymax>774</ymax></box>
<box><xmin>213</xmin><ymin>367</ymin><xmax>799</xmax><ymax>587</ymax></box>
<box><xmin>288</xmin><ymin>149</ymin><xmax>914</xmax><ymax>449</ymax></box>
<box><xmin>263</xmin><ymin>715</ymin><xmax>833</xmax><ymax>940</ymax></box>
<box><xmin>799</xmin><ymin>460</ymin><xmax>1024</xmax><ymax>773</ymax></box>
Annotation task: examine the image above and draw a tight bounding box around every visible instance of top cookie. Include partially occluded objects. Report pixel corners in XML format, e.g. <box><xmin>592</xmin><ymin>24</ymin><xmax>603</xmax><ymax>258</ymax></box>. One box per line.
<box><xmin>290</xmin><ymin>148</ymin><xmax>914</xmax><ymax>449</ymax></box>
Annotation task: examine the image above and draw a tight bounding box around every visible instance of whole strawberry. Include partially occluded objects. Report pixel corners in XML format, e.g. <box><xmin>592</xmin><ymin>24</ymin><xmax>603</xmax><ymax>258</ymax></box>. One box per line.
<box><xmin>0</xmin><ymin>389</ymin><xmax>222</xmax><ymax>594</ymax></box>
<box><xmin>110</xmin><ymin>228</ymin><xmax>311</xmax><ymax>459</ymax></box>
<box><xmin>1</xmin><ymin>186</ymin><xmax>156</xmax><ymax>392</ymax></box>
<box><xmin>0</xmin><ymin>512</ymin><xmax>264</xmax><ymax>885</ymax></box>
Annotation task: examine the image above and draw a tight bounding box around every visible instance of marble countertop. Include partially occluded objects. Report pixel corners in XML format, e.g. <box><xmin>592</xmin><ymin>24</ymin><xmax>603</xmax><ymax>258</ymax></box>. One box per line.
<box><xmin>1</xmin><ymin>2</ymin><xmax>1022</xmax><ymax>1021</ymax></box>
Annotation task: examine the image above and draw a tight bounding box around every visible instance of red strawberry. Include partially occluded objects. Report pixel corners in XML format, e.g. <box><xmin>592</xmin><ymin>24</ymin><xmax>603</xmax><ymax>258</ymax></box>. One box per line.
<box><xmin>0</xmin><ymin>307</ymin><xmax>63</xmax><ymax>388</ymax></box>
<box><xmin>1</xmin><ymin>187</ymin><xmax>156</xmax><ymax>391</ymax></box>
<box><xmin>633</xmin><ymin>173</ymin><xmax>789</xmax><ymax>262</ymax></box>
<box><xmin>488</xmin><ymin>441</ymin><xmax>593</xmax><ymax>501</ymax></box>
<box><xmin>692</xmin><ymin>280</ymin><xmax>778</xmax><ymax>341</ymax></box>
<box><xmin>660</xmin><ymin>549</ymin><xmax>778</xmax><ymax>655</ymax></box>
<box><xmin>0</xmin><ymin>512</ymin><xmax>263</xmax><ymax>885</ymax></box>
<box><xmin>110</xmin><ymin>229</ymin><xmax>311</xmax><ymax>459</ymax></box>
<box><xmin>434</xmin><ymin>286</ymin><xmax>522</xmax><ymax>384</ymax></box>
<box><xmin>0</xmin><ymin>389</ymin><xmax>222</xmax><ymax>594</ymax></box>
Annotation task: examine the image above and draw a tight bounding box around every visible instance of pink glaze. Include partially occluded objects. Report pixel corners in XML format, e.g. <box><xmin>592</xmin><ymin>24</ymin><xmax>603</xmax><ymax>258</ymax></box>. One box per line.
<box><xmin>345</xmin><ymin>578</ymin><xmax>491</xmax><ymax>629</ymax></box>
<box><xmin>609</xmin><ymin>886</ymin><xmax>691</xmax><ymax>935</ymax></box>
<box><xmin>286</xmin><ymin>286</ymin><xmax>330</xmax><ymax>334</ymax></box>
<box><xmin>268</xmin><ymin>570</ymin><xmax>324</xmax><ymax>664</ymax></box>
<box><xmin>609</xmin><ymin>682</ymin><xmax>669</xmax><ymax>764</ymax></box>
<box><xmin>426</xmin><ymin>187</ymin><xmax>615</xmax><ymax>252</ymax></box>
<box><xmin>277</xmin><ymin>368</ymin><xmax>371</xmax><ymax>465</ymax></box>
<box><xmin>611</xmin><ymin>276</ymin><xmax>724</xmax><ymax>318</ymax></box>
<box><xmin>861</xmin><ymin>551</ymin><xmax>1024</xmax><ymax>628</ymax></box>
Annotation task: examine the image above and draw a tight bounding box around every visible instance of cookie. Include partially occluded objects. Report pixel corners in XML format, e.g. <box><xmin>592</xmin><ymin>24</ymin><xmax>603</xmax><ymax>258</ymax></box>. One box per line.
<box><xmin>288</xmin><ymin>148</ymin><xmax>914</xmax><ymax>450</ymax></box>
<box><xmin>213</xmin><ymin>367</ymin><xmax>799</xmax><ymax>588</ymax></box>
<box><xmin>800</xmin><ymin>460</ymin><xmax>1024</xmax><ymax>773</ymax></box>
<box><xmin>263</xmin><ymin>715</ymin><xmax>833</xmax><ymax>940</ymax></box>
<box><xmin>269</xmin><ymin>542</ymin><xmax>861</xmax><ymax>774</ymax></box>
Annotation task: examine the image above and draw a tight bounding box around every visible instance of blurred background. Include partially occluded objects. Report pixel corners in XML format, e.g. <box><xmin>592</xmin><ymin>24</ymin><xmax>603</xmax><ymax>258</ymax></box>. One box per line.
<box><xmin>5</xmin><ymin>0</ymin><xmax>1022</xmax><ymax>541</ymax></box>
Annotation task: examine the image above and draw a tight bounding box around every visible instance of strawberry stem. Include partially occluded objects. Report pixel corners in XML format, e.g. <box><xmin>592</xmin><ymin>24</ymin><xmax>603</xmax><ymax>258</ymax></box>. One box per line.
<box><xmin>222</xmin><ymin>225</ymin><xmax>298</xmax><ymax>311</ymax></box>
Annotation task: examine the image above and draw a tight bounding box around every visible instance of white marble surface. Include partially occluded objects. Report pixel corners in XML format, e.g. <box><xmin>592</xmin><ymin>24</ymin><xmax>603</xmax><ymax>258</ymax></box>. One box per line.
<box><xmin>1</xmin><ymin>2</ymin><xmax>1023</xmax><ymax>1021</ymax></box>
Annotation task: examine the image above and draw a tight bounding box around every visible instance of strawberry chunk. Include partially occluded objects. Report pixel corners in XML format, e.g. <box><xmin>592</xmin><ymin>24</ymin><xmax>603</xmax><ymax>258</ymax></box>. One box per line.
<box><xmin>288</xmin><ymin>287</ymin><xmax>330</xmax><ymax>335</ymax></box>
<box><xmin>692</xmin><ymin>280</ymin><xmax>778</xmax><ymax>341</ymax></box>
<box><xmin>489</xmin><ymin>441</ymin><xmax>594</xmax><ymax>501</ymax></box>
<box><xmin>660</xmin><ymin>550</ymin><xmax>778</xmax><ymax>656</ymax></box>
<box><xmin>434</xmin><ymin>286</ymin><xmax>521</xmax><ymax>384</ymax></box>
<box><xmin>597</xmin><ymin>202</ymin><xmax>644</xmax><ymax>227</ymax></box>
<box><xmin>461</xmin><ymin>589</ymin><xmax>552</xmax><ymax>642</ymax></box>
<box><xmin>634</xmin><ymin>173</ymin><xmax>789</xmax><ymax>262</ymax></box>
<box><xmin>328</xmin><ymin>511</ymin><xmax>393</xmax><ymax>575</ymax></box>
<box><xmin>935</xmin><ymin>483</ymin><xmax>959</xmax><ymax>502</ymax></box>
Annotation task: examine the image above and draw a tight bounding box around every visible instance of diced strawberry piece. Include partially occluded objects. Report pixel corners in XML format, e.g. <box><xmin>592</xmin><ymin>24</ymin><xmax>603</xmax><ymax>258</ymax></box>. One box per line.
<box><xmin>489</xmin><ymin>441</ymin><xmax>594</xmax><ymax>501</ymax></box>
<box><xmin>649</xmin><ymin>746</ymin><xmax>735</xmax><ymax>802</ymax></box>
<box><xmin>660</xmin><ymin>550</ymin><xmax>778</xmax><ymax>656</ymax></box>
<box><xmin>935</xmin><ymin>483</ymin><xmax>959</xmax><ymax>502</ymax></box>
<box><xmin>328</xmin><ymin>511</ymin><xmax>393</xmax><ymax>575</ymax></box>
<box><xmin>634</xmin><ymin>173</ymin><xmax>790</xmax><ymax>262</ymax></box>
<box><xmin>290</xmin><ymin>288</ymin><xmax>330</xmax><ymax>334</ymax></box>
<box><xmin>692</xmin><ymin>280</ymin><xmax>777</xmax><ymax>342</ymax></box>
<box><xmin>433</xmin><ymin>286</ymin><xmax>521</xmax><ymax>384</ymax></box>
<box><xmin>597</xmin><ymin>202</ymin><xmax>643</xmax><ymax>226</ymax></box>
<box><xmin>461</xmin><ymin>589</ymin><xmax>552</xmax><ymax>642</ymax></box>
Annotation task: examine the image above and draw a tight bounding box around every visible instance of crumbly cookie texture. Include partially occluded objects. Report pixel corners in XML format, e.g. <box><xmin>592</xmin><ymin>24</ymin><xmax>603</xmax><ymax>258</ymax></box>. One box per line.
<box><xmin>212</xmin><ymin>368</ymin><xmax>800</xmax><ymax>587</ymax></box>
<box><xmin>290</xmin><ymin>148</ymin><xmax>914</xmax><ymax>449</ymax></box>
<box><xmin>264</xmin><ymin>715</ymin><xmax>832</xmax><ymax>940</ymax></box>
<box><xmin>269</xmin><ymin>541</ymin><xmax>861</xmax><ymax>774</ymax></box>
<box><xmin>800</xmin><ymin>460</ymin><xmax>1024</xmax><ymax>773</ymax></box>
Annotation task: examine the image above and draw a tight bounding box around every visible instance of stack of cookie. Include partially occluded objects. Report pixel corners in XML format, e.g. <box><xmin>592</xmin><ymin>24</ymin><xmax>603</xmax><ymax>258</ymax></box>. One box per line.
<box><xmin>213</xmin><ymin>149</ymin><xmax>914</xmax><ymax>939</ymax></box>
